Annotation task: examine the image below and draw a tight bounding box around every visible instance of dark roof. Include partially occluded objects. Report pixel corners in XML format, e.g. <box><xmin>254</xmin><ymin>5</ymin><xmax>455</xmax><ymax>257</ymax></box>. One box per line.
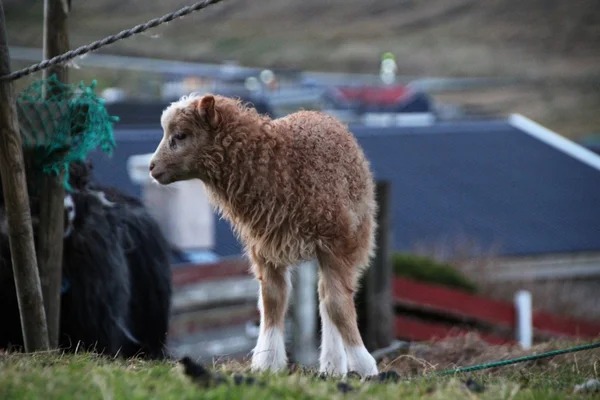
<box><xmin>87</xmin><ymin>118</ymin><xmax>600</xmax><ymax>259</ymax></box>
<box><xmin>104</xmin><ymin>98</ymin><xmax>274</xmax><ymax>127</ymax></box>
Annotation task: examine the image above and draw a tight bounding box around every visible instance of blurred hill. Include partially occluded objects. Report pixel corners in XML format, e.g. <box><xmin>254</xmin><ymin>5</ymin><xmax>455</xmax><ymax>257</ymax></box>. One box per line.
<box><xmin>4</xmin><ymin>0</ymin><xmax>600</xmax><ymax>138</ymax></box>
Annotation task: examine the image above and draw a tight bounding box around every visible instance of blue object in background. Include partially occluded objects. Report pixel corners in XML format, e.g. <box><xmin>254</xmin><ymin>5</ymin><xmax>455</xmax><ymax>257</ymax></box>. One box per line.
<box><xmin>89</xmin><ymin>105</ymin><xmax>600</xmax><ymax>260</ymax></box>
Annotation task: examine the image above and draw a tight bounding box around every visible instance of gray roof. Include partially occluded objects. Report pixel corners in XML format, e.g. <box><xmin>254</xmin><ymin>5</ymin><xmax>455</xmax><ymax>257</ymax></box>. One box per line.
<box><xmin>87</xmin><ymin>117</ymin><xmax>600</xmax><ymax>258</ymax></box>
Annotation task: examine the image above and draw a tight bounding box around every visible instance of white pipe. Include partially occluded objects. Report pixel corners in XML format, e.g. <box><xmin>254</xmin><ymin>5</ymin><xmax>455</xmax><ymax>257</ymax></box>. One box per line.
<box><xmin>514</xmin><ymin>290</ymin><xmax>533</xmax><ymax>349</ymax></box>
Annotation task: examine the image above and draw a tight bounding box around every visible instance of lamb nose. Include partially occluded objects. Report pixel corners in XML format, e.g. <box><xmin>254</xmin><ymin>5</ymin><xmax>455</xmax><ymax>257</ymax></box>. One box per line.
<box><xmin>149</xmin><ymin>162</ymin><xmax>155</xmax><ymax>171</ymax></box>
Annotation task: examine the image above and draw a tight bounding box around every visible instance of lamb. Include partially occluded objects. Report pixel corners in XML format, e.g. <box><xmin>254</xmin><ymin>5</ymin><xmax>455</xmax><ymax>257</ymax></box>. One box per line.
<box><xmin>149</xmin><ymin>93</ymin><xmax>379</xmax><ymax>377</ymax></box>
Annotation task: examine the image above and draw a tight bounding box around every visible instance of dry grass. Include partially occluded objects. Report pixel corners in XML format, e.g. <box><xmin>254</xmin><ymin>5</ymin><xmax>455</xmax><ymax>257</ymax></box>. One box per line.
<box><xmin>382</xmin><ymin>333</ymin><xmax>600</xmax><ymax>377</ymax></box>
<box><xmin>432</xmin><ymin>81</ymin><xmax>600</xmax><ymax>139</ymax></box>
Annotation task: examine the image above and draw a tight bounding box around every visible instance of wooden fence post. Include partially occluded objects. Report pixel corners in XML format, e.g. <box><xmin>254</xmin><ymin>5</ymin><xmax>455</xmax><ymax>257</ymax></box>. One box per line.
<box><xmin>358</xmin><ymin>181</ymin><xmax>393</xmax><ymax>351</ymax></box>
<box><xmin>0</xmin><ymin>0</ymin><xmax>50</xmax><ymax>352</ymax></box>
<box><xmin>37</xmin><ymin>0</ymin><xmax>70</xmax><ymax>348</ymax></box>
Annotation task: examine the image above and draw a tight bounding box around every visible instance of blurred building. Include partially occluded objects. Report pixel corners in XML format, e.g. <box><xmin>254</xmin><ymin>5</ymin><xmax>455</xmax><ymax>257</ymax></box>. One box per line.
<box><xmin>90</xmin><ymin>102</ymin><xmax>600</xmax><ymax>282</ymax></box>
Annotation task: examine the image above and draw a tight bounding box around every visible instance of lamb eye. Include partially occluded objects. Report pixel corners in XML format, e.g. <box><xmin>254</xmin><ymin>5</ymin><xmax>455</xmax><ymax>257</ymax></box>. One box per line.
<box><xmin>174</xmin><ymin>132</ymin><xmax>187</xmax><ymax>141</ymax></box>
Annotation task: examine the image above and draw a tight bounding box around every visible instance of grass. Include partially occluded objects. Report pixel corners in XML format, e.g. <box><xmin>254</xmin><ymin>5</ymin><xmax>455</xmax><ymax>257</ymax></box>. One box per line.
<box><xmin>1</xmin><ymin>336</ymin><xmax>598</xmax><ymax>399</ymax></box>
<box><xmin>392</xmin><ymin>252</ymin><xmax>478</xmax><ymax>293</ymax></box>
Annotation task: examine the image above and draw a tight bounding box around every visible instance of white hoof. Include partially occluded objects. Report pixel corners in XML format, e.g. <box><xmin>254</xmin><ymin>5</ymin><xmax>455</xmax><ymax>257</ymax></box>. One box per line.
<box><xmin>347</xmin><ymin>346</ymin><xmax>378</xmax><ymax>377</ymax></box>
<box><xmin>251</xmin><ymin>327</ymin><xmax>287</xmax><ymax>372</ymax></box>
<box><xmin>319</xmin><ymin>344</ymin><xmax>348</xmax><ymax>377</ymax></box>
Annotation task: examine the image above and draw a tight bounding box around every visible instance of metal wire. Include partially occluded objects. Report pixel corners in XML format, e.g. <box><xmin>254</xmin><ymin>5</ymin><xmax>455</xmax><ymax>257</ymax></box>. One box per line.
<box><xmin>0</xmin><ymin>0</ymin><xmax>223</xmax><ymax>81</ymax></box>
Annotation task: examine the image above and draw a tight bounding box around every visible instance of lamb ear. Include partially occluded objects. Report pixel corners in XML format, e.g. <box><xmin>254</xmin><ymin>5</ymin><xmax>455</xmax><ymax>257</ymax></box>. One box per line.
<box><xmin>197</xmin><ymin>95</ymin><xmax>220</xmax><ymax>129</ymax></box>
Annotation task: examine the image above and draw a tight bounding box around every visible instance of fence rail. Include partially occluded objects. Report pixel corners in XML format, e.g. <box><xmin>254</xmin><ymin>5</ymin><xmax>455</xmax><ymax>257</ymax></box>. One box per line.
<box><xmin>393</xmin><ymin>315</ymin><xmax>512</xmax><ymax>345</ymax></box>
<box><xmin>393</xmin><ymin>278</ymin><xmax>600</xmax><ymax>344</ymax></box>
<box><xmin>167</xmin><ymin>259</ymin><xmax>600</xmax><ymax>360</ymax></box>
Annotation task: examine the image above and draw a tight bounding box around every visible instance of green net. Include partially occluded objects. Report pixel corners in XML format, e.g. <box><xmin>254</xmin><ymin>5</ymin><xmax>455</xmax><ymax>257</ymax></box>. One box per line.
<box><xmin>16</xmin><ymin>74</ymin><xmax>119</xmax><ymax>190</ymax></box>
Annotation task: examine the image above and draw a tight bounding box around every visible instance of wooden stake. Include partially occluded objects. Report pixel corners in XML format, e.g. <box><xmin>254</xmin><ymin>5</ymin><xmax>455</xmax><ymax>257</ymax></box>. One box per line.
<box><xmin>0</xmin><ymin>0</ymin><xmax>49</xmax><ymax>352</ymax></box>
<box><xmin>38</xmin><ymin>0</ymin><xmax>70</xmax><ymax>348</ymax></box>
<box><xmin>358</xmin><ymin>181</ymin><xmax>394</xmax><ymax>351</ymax></box>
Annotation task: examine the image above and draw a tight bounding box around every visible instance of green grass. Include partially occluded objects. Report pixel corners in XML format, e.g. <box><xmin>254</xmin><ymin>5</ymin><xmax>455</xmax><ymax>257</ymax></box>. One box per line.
<box><xmin>392</xmin><ymin>252</ymin><xmax>478</xmax><ymax>293</ymax></box>
<box><xmin>0</xmin><ymin>348</ymin><xmax>597</xmax><ymax>399</ymax></box>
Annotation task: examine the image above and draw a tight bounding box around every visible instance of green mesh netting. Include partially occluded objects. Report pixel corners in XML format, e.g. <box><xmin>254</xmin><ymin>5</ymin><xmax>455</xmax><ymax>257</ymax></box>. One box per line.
<box><xmin>16</xmin><ymin>74</ymin><xmax>119</xmax><ymax>190</ymax></box>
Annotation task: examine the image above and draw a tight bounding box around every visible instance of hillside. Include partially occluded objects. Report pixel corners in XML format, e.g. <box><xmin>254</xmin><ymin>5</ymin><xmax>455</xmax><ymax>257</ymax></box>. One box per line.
<box><xmin>4</xmin><ymin>0</ymin><xmax>600</xmax><ymax>138</ymax></box>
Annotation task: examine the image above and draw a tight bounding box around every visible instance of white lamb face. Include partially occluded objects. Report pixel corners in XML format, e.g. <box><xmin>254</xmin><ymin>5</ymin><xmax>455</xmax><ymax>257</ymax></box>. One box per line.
<box><xmin>149</xmin><ymin>127</ymin><xmax>196</xmax><ymax>185</ymax></box>
<box><xmin>149</xmin><ymin>94</ymin><xmax>219</xmax><ymax>185</ymax></box>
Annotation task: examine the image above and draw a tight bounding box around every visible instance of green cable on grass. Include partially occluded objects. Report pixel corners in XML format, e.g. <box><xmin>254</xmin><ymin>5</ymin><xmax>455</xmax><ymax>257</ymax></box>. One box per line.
<box><xmin>433</xmin><ymin>341</ymin><xmax>600</xmax><ymax>377</ymax></box>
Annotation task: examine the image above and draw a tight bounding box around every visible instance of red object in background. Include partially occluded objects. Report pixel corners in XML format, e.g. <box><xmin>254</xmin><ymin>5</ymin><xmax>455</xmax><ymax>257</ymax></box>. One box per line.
<box><xmin>394</xmin><ymin>278</ymin><xmax>515</xmax><ymax>328</ymax></box>
<box><xmin>331</xmin><ymin>85</ymin><xmax>412</xmax><ymax>106</ymax></box>
<box><xmin>394</xmin><ymin>315</ymin><xmax>513</xmax><ymax>345</ymax></box>
<box><xmin>393</xmin><ymin>278</ymin><xmax>600</xmax><ymax>342</ymax></box>
<box><xmin>172</xmin><ymin>258</ymin><xmax>250</xmax><ymax>287</ymax></box>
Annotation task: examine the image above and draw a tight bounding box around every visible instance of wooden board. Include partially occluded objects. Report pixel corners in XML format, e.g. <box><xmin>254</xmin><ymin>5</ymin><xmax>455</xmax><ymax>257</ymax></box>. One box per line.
<box><xmin>394</xmin><ymin>277</ymin><xmax>600</xmax><ymax>339</ymax></box>
<box><xmin>394</xmin><ymin>315</ymin><xmax>514</xmax><ymax>346</ymax></box>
